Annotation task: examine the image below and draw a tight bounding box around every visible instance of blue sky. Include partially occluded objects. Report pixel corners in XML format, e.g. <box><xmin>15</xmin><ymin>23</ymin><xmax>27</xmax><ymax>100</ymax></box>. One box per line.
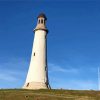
<box><xmin>0</xmin><ymin>0</ymin><xmax>100</xmax><ymax>90</ymax></box>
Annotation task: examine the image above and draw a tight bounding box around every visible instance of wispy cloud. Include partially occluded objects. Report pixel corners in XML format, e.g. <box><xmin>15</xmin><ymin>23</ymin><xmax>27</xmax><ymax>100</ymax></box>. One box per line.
<box><xmin>48</xmin><ymin>62</ymin><xmax>98</xmax><ymax>90</ymax></box>
<box><xmin>0</xmin><ymin>70</ymin><xmax>17</xmax><ymax>82</ymax></box>
<box><xmin>48</xmin><ymin>63</ymin><xmax>78</xmax><ymax>74</ymax></box>
<box><xmin>0</xmin><ymin>57</ymin><xmax>28</xmax><ymax>88</ymax></box>
<box><xmin>0</xmin><ymin>59</ymin><xmax>98</xmax><ymax>90</ymax></box>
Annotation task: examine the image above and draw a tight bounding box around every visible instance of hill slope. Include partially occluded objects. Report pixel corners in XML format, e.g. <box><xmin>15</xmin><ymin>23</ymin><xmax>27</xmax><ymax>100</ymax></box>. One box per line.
<box><xmin>0</xmin><ymin>89</ymin><xmax>100</xmax><ymax>100</ymax></box>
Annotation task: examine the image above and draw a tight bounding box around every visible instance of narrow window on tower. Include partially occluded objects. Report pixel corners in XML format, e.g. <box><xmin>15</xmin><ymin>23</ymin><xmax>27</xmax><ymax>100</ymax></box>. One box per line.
<box><xmin>41</xmin><ymin>19</ymin><xmax>43</xmax><ymax>24</ymax></box>
<box><xmin>38</xmin><ymin>20</ymin><xmax>40</xmax><ymax>23</ymax></box>
<box><xmin>26</xmin><ymin>83</ymin><xmax>29</xmax><ymax>87</ymax></box>
<box><xmin>34</xmin><ymin>52</ymin><xmax>35</xmax><ymax>56</ymax></box>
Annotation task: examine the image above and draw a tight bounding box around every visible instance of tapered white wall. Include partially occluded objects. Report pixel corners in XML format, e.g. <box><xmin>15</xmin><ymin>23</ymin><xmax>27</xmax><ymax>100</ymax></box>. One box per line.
<box><xmin>26</xmin><ymin>30</ymin><xmax>47</xmax><ymax>83</ymax></box>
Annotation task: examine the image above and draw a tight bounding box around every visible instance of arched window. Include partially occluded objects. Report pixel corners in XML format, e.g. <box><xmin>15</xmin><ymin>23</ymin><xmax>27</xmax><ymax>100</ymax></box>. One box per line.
<box><xmin>34</xmin><ymin>52</ymin><xmax>35</xmax><ymax>56</ymax></box>
<box><xmin>38</xmin><ymin>20</ymin><xmax>40</xmax><ymax>23</ymax></box>
<box><xmin>41</xmin><ymin>19</ymin><xmax>43</xmax><ymax>24</ymax></box>
<box><xmin>26</xmin><ymin>83</ymin><xmax>29</xmax><ymax>87</ymax></box>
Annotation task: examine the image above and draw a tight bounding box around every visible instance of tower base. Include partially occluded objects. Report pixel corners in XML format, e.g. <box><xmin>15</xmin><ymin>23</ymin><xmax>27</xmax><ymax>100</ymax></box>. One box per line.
<box><xmin>23</xmin><ymin>82</ymin><xmax>49</xmax><ymax>90</ymax></box>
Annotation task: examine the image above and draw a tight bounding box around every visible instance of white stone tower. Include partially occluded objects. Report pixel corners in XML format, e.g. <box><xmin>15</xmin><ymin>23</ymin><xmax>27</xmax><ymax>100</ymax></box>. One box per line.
<box><xmin>23</xmin><ymin>13</ymin><xmax>50</xmax><ymax>89</ymax></box>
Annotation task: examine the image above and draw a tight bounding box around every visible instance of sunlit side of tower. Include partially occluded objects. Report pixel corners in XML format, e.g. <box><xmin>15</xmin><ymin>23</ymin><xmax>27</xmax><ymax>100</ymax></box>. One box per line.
<box><xmin>23</xmin><ymin>13</ymin><xmax>50</xmax><ymax>89</ymax></box>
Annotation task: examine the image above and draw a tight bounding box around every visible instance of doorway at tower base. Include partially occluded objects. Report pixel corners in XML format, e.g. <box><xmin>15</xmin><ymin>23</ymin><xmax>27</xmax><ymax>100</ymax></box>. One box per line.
<box><xmin>23</xmin><ymin>82</ymin><xmax>50</xmax><ymax>89</ymax></box>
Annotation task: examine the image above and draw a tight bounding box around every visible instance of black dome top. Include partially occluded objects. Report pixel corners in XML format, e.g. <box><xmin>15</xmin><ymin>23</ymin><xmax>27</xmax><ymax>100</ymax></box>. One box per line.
<box><xmin>37</xmin><ymin>13</ymin><xmax>47</xmax><ymax>20</ymax></box>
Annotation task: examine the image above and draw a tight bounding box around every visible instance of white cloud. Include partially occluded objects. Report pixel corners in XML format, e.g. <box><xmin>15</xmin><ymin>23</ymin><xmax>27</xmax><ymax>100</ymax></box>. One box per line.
<box><xmin>48</xmin><ymin>63</ymin><xmax>78</xmax><ymax>74</ymax></box>
<box><xmin>0</xmin><ymin>57</ymin><xmax>28</xmax><ymax>83</ymax></box>
<box><xmin>48</xmin><ymin>63</ymin><xmax>98</xmax><ymax>90</ymax></box>
<box><xmin>0</xmin><ymin>59</ymin><xmax>98</xmax><ymax>90</ymax></box>
<box><xmin>0</xmin><ymin>72</ymin><xmax>17</xmax><ymax>82</ymax></box>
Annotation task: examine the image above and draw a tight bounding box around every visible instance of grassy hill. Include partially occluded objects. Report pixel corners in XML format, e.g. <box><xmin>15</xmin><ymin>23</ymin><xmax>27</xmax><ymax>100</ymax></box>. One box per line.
<box><xmin>0</xmin><ymin>89</ymin><xmax>100</xmax><ymax>100</ymax></box>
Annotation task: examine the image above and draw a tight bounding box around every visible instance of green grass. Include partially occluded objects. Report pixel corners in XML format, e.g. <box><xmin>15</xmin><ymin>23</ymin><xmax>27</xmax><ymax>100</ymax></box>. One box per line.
<box><xmin>0</xmin><ymin>89</ymin><xmax>100</xmax><ymax>100</ymax></box>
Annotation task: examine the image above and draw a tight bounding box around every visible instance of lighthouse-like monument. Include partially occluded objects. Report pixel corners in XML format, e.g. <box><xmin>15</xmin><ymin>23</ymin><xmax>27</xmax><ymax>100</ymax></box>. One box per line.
<box><xmin>23</xmin><ymin>13</ymin><xmax>50</xmax><ymax>89</ymax></box>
